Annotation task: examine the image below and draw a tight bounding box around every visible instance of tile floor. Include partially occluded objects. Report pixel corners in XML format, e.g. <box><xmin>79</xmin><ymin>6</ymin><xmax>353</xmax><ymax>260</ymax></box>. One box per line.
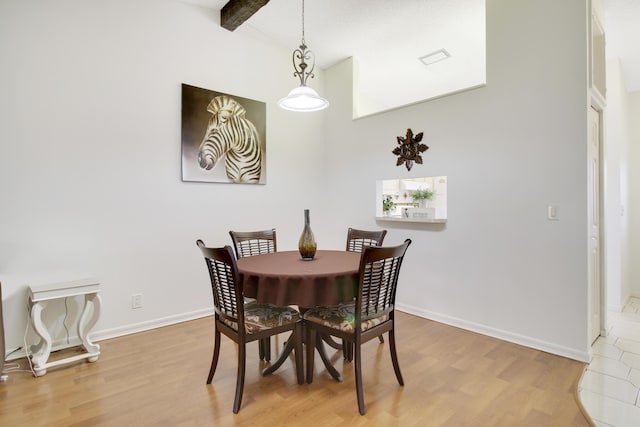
<box><xmin>579</xmin><ymin>297</ymin><xmax>640</xmax><ymax>426</ymax></box>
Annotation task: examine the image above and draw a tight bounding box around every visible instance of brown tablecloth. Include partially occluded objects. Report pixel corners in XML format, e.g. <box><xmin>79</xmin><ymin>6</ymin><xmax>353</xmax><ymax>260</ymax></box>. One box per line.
<box><xmin>237</xmin><ymin>250</ymin><xmax>361</xmax><ymax>307</ymax></box>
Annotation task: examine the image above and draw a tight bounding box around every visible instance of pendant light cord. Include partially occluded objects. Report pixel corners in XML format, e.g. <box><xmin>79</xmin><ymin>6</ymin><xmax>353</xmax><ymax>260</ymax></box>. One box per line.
<box><xmin>301</xmin><ymin>0</ymin><xmax>306</xmax><ymax>46</ymax></box>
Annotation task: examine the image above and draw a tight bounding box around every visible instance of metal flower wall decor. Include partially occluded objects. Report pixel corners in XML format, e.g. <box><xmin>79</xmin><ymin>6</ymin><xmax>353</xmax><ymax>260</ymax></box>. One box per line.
<box><xmin>393</xmin><ymin>128</ymin><xmax>429</xmax><ymax>171</ymax></box>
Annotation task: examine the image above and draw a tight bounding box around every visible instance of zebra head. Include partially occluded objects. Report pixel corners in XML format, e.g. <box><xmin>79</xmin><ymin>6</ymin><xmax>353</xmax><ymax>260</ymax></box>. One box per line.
<box><xmin>197</xmin><ymin>96</ymin><xmax>247</xmax><ymax>171</ymax></box>
<box><xmin>196</xmin><ymin>95</ymin><xmax>263</xmax><ymax>183</ymax></box>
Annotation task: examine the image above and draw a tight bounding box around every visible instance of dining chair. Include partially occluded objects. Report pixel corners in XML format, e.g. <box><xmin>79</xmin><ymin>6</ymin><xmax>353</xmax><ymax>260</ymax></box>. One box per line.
<box><xmin>304</xmin><ymin>239</ymin><xmax>411</xmax><ymax>415</ymax></box>
<box><xmin>345</xmin><ymin>227</ymin><xmax>387</xmax><ymax>253</ymax></box>
<box><xmin>196</xmin><ymin>240</ymin><xmax>304</xmax><ymax>413</ymax></box>
<box><xmin>342</xmin><ymin>227</ymin><xmax>388</xmax><ymax>360</ymax></box>
<box><xmin>229</xmin><ymin>228</ymin><xmax>277</xmax><ymax>361</ymax></box>
<box><xmin>229</xmin><ymin>228</ymin><xmax>277</xmax><ymax>258</ymax></box>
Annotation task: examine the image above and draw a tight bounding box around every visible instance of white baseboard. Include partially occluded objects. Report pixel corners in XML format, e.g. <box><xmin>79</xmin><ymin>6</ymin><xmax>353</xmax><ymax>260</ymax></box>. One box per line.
<box><xmin>7</xmin><ymin>304</ymin><xmax>590</xmax><ymax>364</ymax></box>
<box><xmin>6</xmin><ymin>308</ymin><xmax>214</xmax><ymax>362</ymax></box>
<box><xmin>608</xmin><ymin>304</ymin><xmax>624</xmax><ymax>313</ymax></box>
<box><xmin>93</xmin><ymin>308</ymin><xmax>214</xmax><ymax>342</ymax></box>
<box><xmin>607</xmin><ymin>294</ymin><xmax>630</xmax><ymax>313</ymax></box>
<box><xmin>396</xmin><ymin>303</ymin><xmax>590</xmax><ymax>363</ymax></box>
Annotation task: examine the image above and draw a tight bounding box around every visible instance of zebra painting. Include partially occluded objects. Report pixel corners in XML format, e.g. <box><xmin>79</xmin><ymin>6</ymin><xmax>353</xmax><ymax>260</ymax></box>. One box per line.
<box><xmin>196</xmin><ymin>96</ymin><xmax>263</xmax><ymax>184</ymax></box>
<box><xmin>181</xmin><ymin>84</ymin><xmax>265</xmax><ymax>184</ymax></box>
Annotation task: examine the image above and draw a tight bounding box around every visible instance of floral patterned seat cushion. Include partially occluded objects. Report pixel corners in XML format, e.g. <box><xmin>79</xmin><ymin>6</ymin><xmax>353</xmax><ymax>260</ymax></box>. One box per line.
<box><xmin>303</xmin><ymin>303</ymin><xmax>388</xmax><ymax>333</ymax></box>
<box><xmin>222</xmin><ymin>302</ymin><xmax>301</xmax><ymax>334</ymax></box>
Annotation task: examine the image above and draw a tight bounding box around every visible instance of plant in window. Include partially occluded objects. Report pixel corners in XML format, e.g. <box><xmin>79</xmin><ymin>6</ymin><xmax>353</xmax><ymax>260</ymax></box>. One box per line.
<box><xmin>382</xmin><ymin>195</ymin><xmax>396</xmax><ymax>214</ymax></box>
<box><xmin>411</xmin><ymin>188</ymin><xmax>434</xmax><ymax>207</ymax></box>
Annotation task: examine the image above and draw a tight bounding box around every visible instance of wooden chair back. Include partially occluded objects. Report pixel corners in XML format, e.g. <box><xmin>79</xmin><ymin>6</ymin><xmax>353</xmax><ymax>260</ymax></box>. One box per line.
<box><xmin>357</xmin><ymin>239</ymin><xmax>411</xmax><ymax>323</ymax></box>
<box><xmin>346</xmin><ymin>228</ymin><xmax>387</xmax><ymax>252</ymax></box>
<box><xmin>229</xmin><ymin>229</ymin><xmax>277</xmax><ymax>258</ymax></box>
<box><xmin>197</xmin><ymin>240</ymin><xmax>244</xmax><ymax>328</ymax></box>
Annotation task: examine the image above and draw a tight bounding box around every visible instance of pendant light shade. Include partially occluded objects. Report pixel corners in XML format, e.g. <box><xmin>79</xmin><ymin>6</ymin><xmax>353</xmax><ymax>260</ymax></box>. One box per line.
<box><xmin>278</xmin><ymin>86</ymin><xmax>328</xmax><ymax>112</ymax></box>
<box><xmin>278</xmin><ymin>0</ymin><xmax>329</xmax><ymax>112</ymax></box>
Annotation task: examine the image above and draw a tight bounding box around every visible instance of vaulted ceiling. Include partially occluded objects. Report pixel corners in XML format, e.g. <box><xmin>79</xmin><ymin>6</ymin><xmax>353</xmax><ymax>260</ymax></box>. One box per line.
<box><xmin>180</xmin><ymin>0</ymin><xmax>485</xmax><ymax>116</ymax></box>
<box><xmin>604</xmin><ymin>0</ymin><xmax>640</xmax><ymax>92</ymax></box>
<box><xmin>181</xmin><ymin>0</ymin><xmax>640</xmax><ymax>111</ymax></box>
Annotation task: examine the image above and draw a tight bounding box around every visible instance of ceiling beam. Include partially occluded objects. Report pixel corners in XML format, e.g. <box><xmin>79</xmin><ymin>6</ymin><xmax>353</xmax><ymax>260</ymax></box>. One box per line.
<box><xmin>220</xmin><ymin>0</ymin><xmax>270</xmax><ymax>32</ymax></box>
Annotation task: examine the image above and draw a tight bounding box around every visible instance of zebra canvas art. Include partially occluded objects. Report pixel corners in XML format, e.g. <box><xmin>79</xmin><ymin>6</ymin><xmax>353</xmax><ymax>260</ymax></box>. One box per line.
<box><xmin>181</xmin><ymin>84</ymin><xmax>266</xmax><ymax>184</ymax></box>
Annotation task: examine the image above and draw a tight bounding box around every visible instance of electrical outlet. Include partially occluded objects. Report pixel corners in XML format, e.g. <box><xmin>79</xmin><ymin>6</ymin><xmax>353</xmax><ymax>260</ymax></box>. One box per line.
<box><xmin>132</xmin><ymin>293</ymin><xmax>143</xmax><ymax>309</ymax></box>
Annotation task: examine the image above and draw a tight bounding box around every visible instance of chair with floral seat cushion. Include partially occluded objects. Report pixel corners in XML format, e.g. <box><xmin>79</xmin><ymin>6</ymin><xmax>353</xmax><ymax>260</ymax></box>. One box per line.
<box><xmin>341</xmin><ymin>227</ymin><xmax>388</xmax><ymax>360</ymax></box>
<box><xmin>229</xmin><ymin>229</ymin><xmax>277</xmax><ymax>361</ymax></box>
<box><xmin>304</xmin><ymin>239</ymin><xmax>411</xmax><ymax>415</ymax></box>
<box><xmin>197</xmin><ymin>240</ymin><xmax>303</xmax><ymax>413</ymax></box>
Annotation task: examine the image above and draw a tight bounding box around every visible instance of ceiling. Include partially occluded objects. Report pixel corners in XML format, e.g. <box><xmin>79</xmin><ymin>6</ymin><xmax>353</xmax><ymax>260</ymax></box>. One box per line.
<box><xmin>180</xmin><ymin>0</ymin><xmax>640</xmax><ymax>111</ymax></box>
<box><xmin>604</xmin><ymin>0</ymin><xmax>640</xmax><ymax>92</ymax></box>
<box><xmin>179</xmin><ymin>0</ymin><xmax>485</xmax><ymax>116</ymax></box>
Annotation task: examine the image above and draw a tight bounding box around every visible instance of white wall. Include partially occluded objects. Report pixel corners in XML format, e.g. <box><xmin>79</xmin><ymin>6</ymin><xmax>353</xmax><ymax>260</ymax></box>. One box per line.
<box><xmin>0</xmin><ymin>0</ymin><xmax>329</xmax><ymax>354</ymax></box>
<box><xmin>324</xmin><ymin>0</ymin><xmax>591</xmax><ymax>361</ymax></box>
<box><xmin>604</xmin><ymin>59</ymin><xmax>631</xmax><ymax>311</ymax></box>
<box><xmin>1</xmin><ymin>0</ymin><xmax>594</xmax><ymax>363</ymax></box>
<box><xmin>629</xmin><ymin>91</ymin><xmax>640</xmax><ymax>297</ymax></box>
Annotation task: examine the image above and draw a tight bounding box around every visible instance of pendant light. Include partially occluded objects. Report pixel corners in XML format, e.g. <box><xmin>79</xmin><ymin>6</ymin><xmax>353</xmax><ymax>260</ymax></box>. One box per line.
<box><xmin>278</xmin><ymin>0</ymin><xmax>329</xmax><ymax>112</ymax></box>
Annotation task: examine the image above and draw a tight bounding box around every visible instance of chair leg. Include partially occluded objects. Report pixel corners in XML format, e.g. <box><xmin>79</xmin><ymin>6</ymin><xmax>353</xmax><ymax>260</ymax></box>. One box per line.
<box><xmin>344</xmin><ymin>341</ymin><xmax>353</xmax><ymax>362</ymax></box>
<box><xmin>233</xmin><ymin>342</ymin><xmax>246</xmax><ymax>413</ymax></box>
<box><xmin>294</xmin><ymin>323</ymin><xmax>304</xmax><ymax>385</ymax></box>
<box><xmin>345</xmin><ymin>336</ymin><xmax>384</xmax><ymax>360</ymax></box>
<box><xmin>306</xmin><ymin>326</ymin><xmax>316</xmax><ymax>383</ymax></box>
<box><xmin>207</xmin><ymin>329</ymin><xmax>221</xmax><ymax>384</ymax></box>
<box><xmin>354</xmin><ymin>341</ymin><xmax>366</xmax><ymax>415</ymax></box>
<box><xmin>388</xmin><ymin>328</ymin><xmax>404</xmax><ymax>386</ymax></box>
<box><xmin>346</xmin><ymin>334</ymin><xmax>381</xmax><ymax>362</ymax></box>
<box><xmin>258</xmin><ymin>338</ymin><xmax>271</xmax><ymax>361</ymax></box>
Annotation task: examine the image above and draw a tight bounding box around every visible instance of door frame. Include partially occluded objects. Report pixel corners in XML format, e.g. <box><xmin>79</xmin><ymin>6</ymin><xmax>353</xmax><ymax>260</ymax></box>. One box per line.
<box><xmin>589</xmin><ymin>100</ymin><xmax>606</xmax><ymax>344</ymax></box>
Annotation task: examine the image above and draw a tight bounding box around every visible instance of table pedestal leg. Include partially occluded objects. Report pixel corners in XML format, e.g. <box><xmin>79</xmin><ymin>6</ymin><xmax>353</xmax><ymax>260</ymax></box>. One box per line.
<box><xmin>28</xmin><ymin>300</ymin><xmax>51</xmax><ymax>377</ymax></box>
<box><xmin>321</xmin><ymin>334</ymin><xmax>342</xmax><ymax>350</ymax></box>
<box><xmin>78</xmin><ymin>293</ymin><xmax>101</xmax><ymax>362</ymax></box>
<box><xmin>261</xmin><ymin>331</ymin><xmax>342</xmax><ymax>382</ymax></box>
<box><xmin>262</xmin><ymin>334</ymin><xmax>295</xmax><ymax>376</ymax></box>
<box><xmin>315</xmin><ymin>335</ymin><xmax>342</xmax><ymax>382</ymax></box>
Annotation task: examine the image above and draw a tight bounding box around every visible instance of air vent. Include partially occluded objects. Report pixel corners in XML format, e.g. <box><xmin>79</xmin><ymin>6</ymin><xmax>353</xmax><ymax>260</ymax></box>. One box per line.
<box><xmin>419</xmin><ymin>49</ymin><xmax>451</xmax><ymax>66</ymax></box>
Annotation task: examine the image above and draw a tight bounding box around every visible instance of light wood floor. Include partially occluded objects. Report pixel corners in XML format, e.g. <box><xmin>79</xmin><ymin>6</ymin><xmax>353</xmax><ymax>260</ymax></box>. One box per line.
<box><xmin>0</xmin><ymin>312</ymin><xmax>592</xmax><ymax>426</ymax></box>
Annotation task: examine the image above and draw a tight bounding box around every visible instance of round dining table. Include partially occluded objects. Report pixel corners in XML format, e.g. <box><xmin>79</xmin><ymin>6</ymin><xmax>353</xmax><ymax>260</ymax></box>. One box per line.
<box><xmin>237</xmin><ymin>250</ymin><xmax>361</xmax><ymax>307</ymax></box>
<box><xmin>237</xmin><ymin>250</ymin><xmax>362</xmax><ymax>381</ymax></box>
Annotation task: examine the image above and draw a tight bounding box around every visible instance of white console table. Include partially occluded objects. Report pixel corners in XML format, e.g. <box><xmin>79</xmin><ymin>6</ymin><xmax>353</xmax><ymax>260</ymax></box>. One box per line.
<box><xmin>28</xmin><ymin>278</ymin><xmax>101</xmax><ymax>376</ymax></box>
